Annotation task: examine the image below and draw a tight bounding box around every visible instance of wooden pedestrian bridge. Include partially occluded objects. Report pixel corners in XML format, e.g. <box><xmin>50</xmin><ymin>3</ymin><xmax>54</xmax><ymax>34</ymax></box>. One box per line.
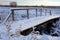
<box><xmin>10</xmin><ymin>15</ymin><xmax>60</xmax><ymax>36</ymax></box>
<box><xmin>0</xmin><ymin>7</ymin><xmax>60</xmax><ymax>36</ymax></box>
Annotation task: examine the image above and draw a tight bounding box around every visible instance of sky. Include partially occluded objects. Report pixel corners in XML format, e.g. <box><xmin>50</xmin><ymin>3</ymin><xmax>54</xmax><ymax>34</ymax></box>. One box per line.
<box><xmin>0</xmin><ymin>0</ymin><xmax>60</xmax><ymax>6</ymax></box>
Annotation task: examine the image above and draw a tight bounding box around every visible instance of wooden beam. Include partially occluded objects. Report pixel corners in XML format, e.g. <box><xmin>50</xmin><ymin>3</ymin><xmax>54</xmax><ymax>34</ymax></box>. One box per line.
<box><xmin>45</xmin><ymin>9</ymin><xmax>47</xmax><ymax>16</ymax></box>
<box><xmin>40</xmin><ymin>9</ymin><xmax>42</xmax><ymax>16</ymax></box>
<box><xmin>11</xmin><ymin>7</ymin><xmax>52</xmax><ymax>10</ymax></box>
<box><xmin>27</xmin><ymin>9</ymin><xmax>29</xmax><ymax>19</ymax></box>
<box><xmin>36</xmin><ymin>9</ymin><xmax>37</xmax><ymax>17</ymax></box>
<box><xmin>11</xmin><ymin>9</ymin><xmax>14</xmax><ymax>21</ymax></box>
<box><xmin>50</xmin><ymin>10</ymin><xmax>52</xmax><ymax>15</ymax></box>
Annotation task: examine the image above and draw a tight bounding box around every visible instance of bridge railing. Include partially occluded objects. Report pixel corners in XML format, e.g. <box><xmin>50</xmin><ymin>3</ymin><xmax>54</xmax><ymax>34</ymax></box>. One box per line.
<box><xmin>0</xmin><ymin>7</ymin><xmax>52</xmax><ymax>24</ymax></box>
<box><xmin>11</xmin><ymin>8</ymin><xmax>52</xmax><ymax>21</ymax></box>
<box><xmin>0</xmin><ymin>11</ymin><xmax>10</xmax><ymax>24</ymax></box>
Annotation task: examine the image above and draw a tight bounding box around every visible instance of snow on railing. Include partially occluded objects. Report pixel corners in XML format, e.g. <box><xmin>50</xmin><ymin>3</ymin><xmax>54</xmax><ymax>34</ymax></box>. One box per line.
<box><xmin>1</xmin><ymin>12</ymin><xmax>12</xmax><ymax>24</ymax></box>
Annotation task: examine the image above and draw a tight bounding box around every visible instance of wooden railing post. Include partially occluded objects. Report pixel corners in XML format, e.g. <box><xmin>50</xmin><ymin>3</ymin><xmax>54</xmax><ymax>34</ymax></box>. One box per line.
<box><xmin>11</xmin><ymin>9</ymin><xmax>14</xmax><ymax>21</ymax></box>
<box><xmin>36</xmin><ymin>9</ymin><xmax>37</xmax><ymax>17</ymax></box>
<box><xmin>50</xmin><ymin>10</ymin><xmax>52</xmax><ymax>15</ymax></box>
<box><xmin>40</xmin><ymin>8</ymin><xmax>42</xmax><ymax>16</ymax></box>
<box><xmin>45</xmin><ymin>9</ymin><xmax>47</xmax><ymax>16</ymax></box>
<box><xmin>27</xmin><ymin>9</ymin><xmax>29</xmax><ymax>19</ymax></box>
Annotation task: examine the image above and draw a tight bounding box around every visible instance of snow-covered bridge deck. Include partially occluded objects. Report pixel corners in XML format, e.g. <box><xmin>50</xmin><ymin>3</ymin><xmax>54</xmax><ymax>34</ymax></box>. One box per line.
<box><xmin>11</xmin><ymin>15</ymin><xmax>60</xmax><ymax>33</ymax></box>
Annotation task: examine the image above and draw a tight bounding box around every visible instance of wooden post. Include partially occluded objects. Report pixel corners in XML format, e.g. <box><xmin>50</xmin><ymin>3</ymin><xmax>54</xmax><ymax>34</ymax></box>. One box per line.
<box><xmin>36</xmin><ymin>9</ymin><xmax>37</xmax><ymax>17</ymax></box>
<box><xmin>50</xmin><ymin>10</ymin><xmax>52</xmax><ymax>15</ymax></box>
<box><xmin>40</xmin><ymin>8</ymin><xmax>42</xmax><ymax>16</ymax></box>
<box><xmin>11</xmin><ymin>9</ymin><xmax>14</xmax><ymax>21</ymax></box>
<box><xmin>45</xmin><ymin>9</ymin><xmax>47</xmax><ymax>16</ymax></box>
<box><xmin>27</xmin><ymin>9</ymin><xmax>29</xmax><ymax>19</ymax></box>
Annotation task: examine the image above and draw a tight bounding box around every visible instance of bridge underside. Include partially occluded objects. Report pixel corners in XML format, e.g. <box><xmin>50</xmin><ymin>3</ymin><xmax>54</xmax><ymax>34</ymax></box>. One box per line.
<box><xmin>20</xmin><ymin>18</ymin><xmax>59</xmax><ymax>36</ymax></box>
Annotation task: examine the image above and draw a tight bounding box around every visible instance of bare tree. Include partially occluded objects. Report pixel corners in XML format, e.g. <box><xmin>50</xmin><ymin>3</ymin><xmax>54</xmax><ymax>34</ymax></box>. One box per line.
<box><xmin>10</xmin><ymin>2</ymin><xmax>17</xmax><ymax>7</ymax></box>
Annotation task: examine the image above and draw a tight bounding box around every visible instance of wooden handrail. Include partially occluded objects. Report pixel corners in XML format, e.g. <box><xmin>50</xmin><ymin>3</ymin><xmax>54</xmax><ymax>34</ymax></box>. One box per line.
<box><xmin>1</xmin><ymin>12</ymin><xmax>12</xmax><ymax>24</ymax></box>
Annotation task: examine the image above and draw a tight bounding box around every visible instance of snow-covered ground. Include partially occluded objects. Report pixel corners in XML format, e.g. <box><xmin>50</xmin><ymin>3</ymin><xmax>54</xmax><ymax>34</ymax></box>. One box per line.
<box><xmin>0</xmin><ymin>7</ymin><xmax>60</xmax><ymax>40</ymax></box>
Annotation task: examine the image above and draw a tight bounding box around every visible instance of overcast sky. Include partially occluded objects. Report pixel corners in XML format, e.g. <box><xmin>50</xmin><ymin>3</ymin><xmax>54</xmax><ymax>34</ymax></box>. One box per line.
<box><xmin>0</xmin><ymin>0</ymin><xmax>60</xmax><ymax>6</ymax></box>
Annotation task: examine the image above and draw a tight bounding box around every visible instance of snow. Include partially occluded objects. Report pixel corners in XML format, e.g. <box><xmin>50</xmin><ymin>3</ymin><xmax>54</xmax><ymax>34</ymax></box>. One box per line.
<box><xmin>9</xmin><ymin>34</ymin><xmax>60</xmax><ymax>40</ymax></box>
<box><xmin>0</xmin><ymin>24</ymin><xmax>9</xmax><ymax>40</ymax></box>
